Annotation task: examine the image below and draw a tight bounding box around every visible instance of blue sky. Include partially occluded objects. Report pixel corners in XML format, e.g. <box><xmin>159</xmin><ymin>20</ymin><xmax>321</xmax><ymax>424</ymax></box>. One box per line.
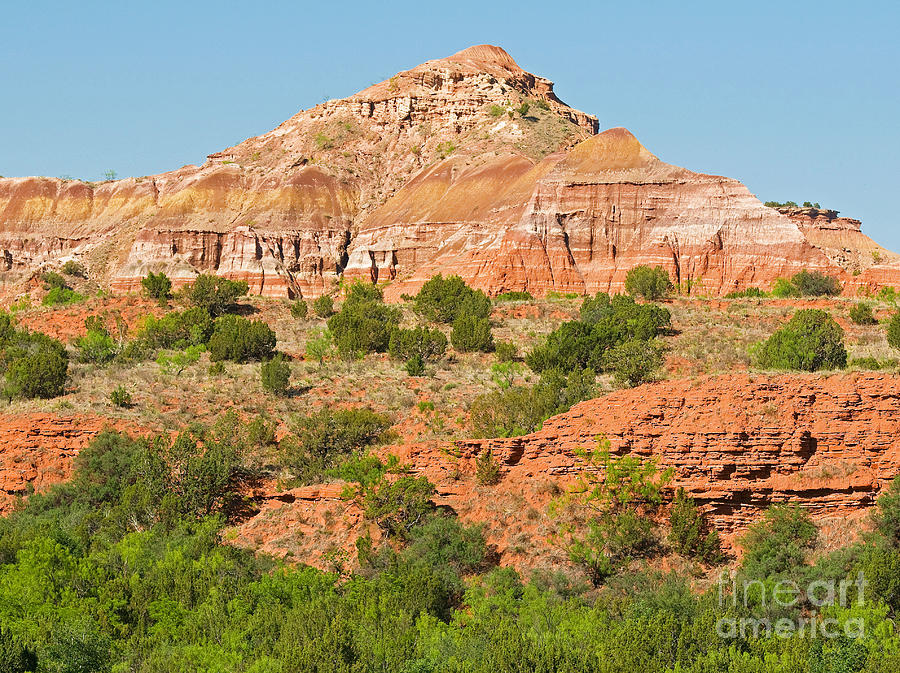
<box><xmin>2</xmin><ymin>1</ymin><xmax>898</xmax><ymax>248</ymax></box>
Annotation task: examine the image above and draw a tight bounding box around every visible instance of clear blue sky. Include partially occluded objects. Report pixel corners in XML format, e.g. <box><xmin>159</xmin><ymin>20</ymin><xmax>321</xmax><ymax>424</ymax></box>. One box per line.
<box><xmin>2</xmin><ymin>1</ymin><xmax>898</xmax><ymax>249</ymax></box>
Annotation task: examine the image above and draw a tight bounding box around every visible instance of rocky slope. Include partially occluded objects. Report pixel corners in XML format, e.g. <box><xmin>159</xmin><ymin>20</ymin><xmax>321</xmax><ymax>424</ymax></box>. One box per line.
<box><xmin>1</xmin><ymin>45</ymin><xmax>897</xmax><ymax>299</ymax></box>
<box><xmin>229</xmin><ymin>373</ymin><xmax>900</xmax><ymax>567</ymax></box>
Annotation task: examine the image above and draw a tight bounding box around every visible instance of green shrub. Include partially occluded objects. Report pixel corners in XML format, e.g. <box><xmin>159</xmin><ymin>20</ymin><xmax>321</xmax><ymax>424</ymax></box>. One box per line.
<box><xmin>725</xmin><ymin>287</ymin><xmax>767</xmax><ymax>299</ymax></box>
<box><xmin>450</xmin><ymin>314</ymin><xmax>493</xmax><ymax>352</ymax></box>
<box><xmin>312</xmin><ymin>294</ymin><xmax>334</xmax><ymax>318</ymax></box>
<box><xmin>141</xmin><ymin>271</ymin><xmax>172</xmax><ymax>301</ymax></box>
<box><xmin>850</xmin><ymin>302</ymin><xmax>877</xmax><ymax>325</ymax></box>
<box><xmin>136</xmin><ymin>307</ymin><xmax>213</xmax><ymax>351</ymax></box>
<box><xmin>282</xmin><ymin>408</ymin><xmax>392</xmax><ymax>484</ymax></box>
<box><xmin>624</xmin><ymin>265</ymin><xmax>673</xmax><ymax>301</ymax></box>
<box><xmin>61</xmin><ymin>260</ymin><xmax>87</xmax><ymax>278</ymax></box>
<box><xmin>772</xmin><ymin>277</ymin><xmax>800</xmax><ymax>297</ymax></box>
<box><xmin>156</xmin><ymin>344</ymin><xmax>205</xmax><ymax>375</ymax></box>
<box><xmin>327</xmin><ymin>284</ymin><xmax>400</xmax><ymax>358</ymax></box>
<box><xmin>877</xmin><ymin>286</ymin><xmax>898</xmax><ymax>303</ymax></box>
<box><xmin>668</xmin><ymin>488</ymin><xmax>721</xmax><ymax>563</ymax></box>
<box><xmin>527</xmin><ymin>293</ymin><xmax>670</xmax><ymax>373</ymax></box>
<box><xmin>405</xmin><ymin>355</ymin><xmax>425</xmax><ymax>376</ymax></box>
<box><xmin>888</xmin><ymin>312</ymin><xmax>900</xmax><ymax>350</ymax></box>
<box><xmin>178</xmin><ymin>274</ymin><xmax>248</xmax><ymax>316</ymax></box>
<box><xmin>740</xmin><ymin>504</ymin><xmax>817</xmax><ymax>578</ymax></box>
<box><xmin>3</xmin><ymin>332</ymin><xmax>69</xmax><ymax>399</ymax></box>
<box><xmin>488</xmin><ymin>103</ymin><xmax>505</xmax><ymax>117</ymax></box>
<box><xmin>290</xmin><ymin>299</ymin><xmax>308</xmax><ymax>319</ymax></box>
<box><xmin>42</xmin><ymin>286</ymin><xmax>84</xmax><ymax>306</ymax></box>
<box><xmin>208</xmin><ymin>360</ymin><xmax>226</xmax><ymax>376</ymax></box>
<box><xmin>305</xmin><ymin>329</ymin><xmax>332</xmax><ymax>365</ymax></box>
<box><xmin>873</xmin><ymin>476</ymin><xmax>900</xmax><ymax>546</ymax></box>
<box><xmin>407</xmin><ymin>274</ymin><xmax>491</xmax><ymax>323</ymax></box>
<box><xmin>494</xmin><ymin>340</ymin><xmax>517</xmax><ymax>362</ymax></box>
<box><xmin>469</xmin><ymin>368</ymin><xmax>594</xmax><ymax>438</ymax></box>
<box><xmin>388</xmin><ymin>326</ymin><xmax>447</xmax><ymax>361</ymax></box>
<box><xmin>261</xmin><ymin>353</ymin><xmax>291</xmax><ymax>395</ymax></box>
<box><xmin>74</xmin><ymin>328</ymin><xmax>118</xmax><ymax>364</ymax></box>
<box><xmin>753</xmin><ymin>309</ymin><xmax>847</xmax><ymax>371</ymax></box>
<box><xmin>110</xmin><ymin>385</ymin><xmax>133</xmax><ymax>408</ymax></box>
<box><xmin>494</xmin><ymin>291</ymin><xmax>533</xmax><ymax>302</ymax></box>
<box><xmin>475</xmin><ymin>449</ymin><xmax>501</xmax><ymax>485</ymax></box>
<box><xmin>791</xmin><ymin>269</ymin><xmax>842</xmax><ymax>296</ymax></box>
<box><xmin>42</xmin><ymin>271</ymin><xmax>68</xmax><ymax>289</ymax></box>
<box><xmin>208</xmin><ymin>315</ymin><xmax>276</xmax><ymax>362</ymax></box>
<box><xmin>602</xmin><ymin>338</ymin><xmax>666</xmax><ymax>388</ymax></box>
<box><xmin>848</xmin><ymin>356</ymin><xmax>897</xmax><ymax>370</ymax></box>
<box><xmin>0</xmin><ymin>626</ymin><xmax>37</xmax><ymax>673</ymax></box>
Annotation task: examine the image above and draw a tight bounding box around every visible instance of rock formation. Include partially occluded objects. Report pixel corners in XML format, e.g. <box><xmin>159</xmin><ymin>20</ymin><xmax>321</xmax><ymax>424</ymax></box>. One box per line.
<box><xmin>225</xmin><ymin>373</ymin><xmax>900</xmax><ymax>566</ymax></box>
<box><xmin>1</xmin><ymin>45</ymin><xmax>897</xmax><ymax>299</ymax></box>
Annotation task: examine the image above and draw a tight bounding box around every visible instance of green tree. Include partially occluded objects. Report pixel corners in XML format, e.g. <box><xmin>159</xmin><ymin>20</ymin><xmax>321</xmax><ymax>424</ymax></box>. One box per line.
<box><xmin>887</xmin><ymin>312</ymin><xmax>900</xmax><ymax>350</ymax></box>
<box><xmin>739</xmin><ymin>504</ymin><xmax>817</xmax><ymax>578</ymax></box>
<box><xmin>141</xmin><ymin>271</ymin><xmax>173</xmax><ymax>302</ymax></box>
<box><xmin>312</xmin><ymin>294</ymin><xmax>334</xmax><ymax>318</ymax></box>
<box><xmin>624</xmin><ymin>265</ymin><xmax>673</xmax><ymax>301</ymax></box>
<box><xmin>849</xmin><ymin>302</ymin><xmax>877</xmax><ymax>325</ymax></box>
<box><xmin>4</xmin><ymin>334</ymin><xmax>69</xmax><ymax>399</ymax></box>
<box><xmin>327</xmin><ymin>283</ymin><xmax>400</xmax><ymax>358</ymax></box>
<box><xmin>305</xmin><ymin>328</ymin><xmax>332</xmax><ymax>365</ymax></box>
<box><xmin>290</xmin><ymin>299</ymin><xmax>309</xmax><ymax>319</ymax></box>
<box><xmin>407</xmin><ymin>274</ymin><xmax>491</xmax><ymax>323</ymax></box>
<box><xmin>791</xmin><ymin>269</ymin><xmax>842</xmax><ymax>296</ymax></box>
<box><xmin>602</xmin><ymin>338</ymin><xmax>666</xmax><ymax>387</ymax></box>
<box><xmin>208</xmin><ymin>315</ymin><xmax>276</xmax><ymax>362</ymax></box>
<box><xmin>389</xmin><ymin>326</ymin><xmax>447</xmax><ymax>362</ymax></box>
<box><xmin>261</xmin><ymin>353</ymin><xmax>291</xmax><ymax>395</ymax></box>
<box><xmin>753</xmin><ymin>309</ymin><xmax>847</xmax><ymax>371</ymax></box>
<box><xmin>450</xmin><ymin>314</ymin><xmax>493</xmax><ymax>352</ymax></box>
<box><xmin>668</xmin><ymin>487</ymin><xmax>722</xmax><ymax>563</ymax></box>
<box><xmin>178</xmin><ymin>274</ymin><xmax>249</xmax><ymax>316</ymax></box>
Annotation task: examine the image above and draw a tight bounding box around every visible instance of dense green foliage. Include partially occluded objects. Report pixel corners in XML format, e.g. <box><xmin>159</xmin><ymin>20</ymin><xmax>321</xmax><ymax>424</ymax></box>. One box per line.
<box><xmin>888</xmin><ymin>312</ymin><xmax>900</xmax><ymax>350</ymax></box>
<box><xmin>177</xmin><ymin>274</ymin><xmax>249</xmax><ymax>316</ymax></box>
<box><xmin>725</xmin><ymin>287</ymin><xmax>767</xmax><ymax>299</ymax></box>
<box><xmin>850</xmin><ymin>302</ymin><xmax>878</xmax><ymax>325</ymax></box>
<box><xmin>290</xmin><ymin>299</ymin><xmax>308</xmax><ymax>319</ymax></box>
<box><xmin>388</xmin><ymin>326</ymin><xmax>447</xmax><ymax>362</ymax></box>
<box><xmin>261</xmin><ymin>353</ymin><xmax>291</xmax><ymax>395</ymax></box>
<box><xmin>311</xmin><ymin>294</ymin><xmax>334</xmax><ymax>318</ymax></box>
<box><xmin>281</xmin><ymin>407</ymin><xmax>392</xmax><ymax>484</ymax></box>
<box><xmin>527</xmin><ymin>292</ymin><xmax>670</xmax><ymax>373</ymax></box>
<box><xmin>327</xmin><ymin>283</ymin><xmax>401</xmax><ymax>358</ymax></box>
<box><xmin>624</xmin><ymin>265</ymin><xmax>673</xmax><ymax>300</ymax></box>
<box><xmin>140</xmin><ymin>271</ymin><xmax>173</xmax><ymax>302</ymax></box>
<box><xmin>407</xmin><ymin>274</ymin><xmax>491</xmax><ymax>323</ymax></box>
<box><xmin>0</xmin><ymin>316</ymin><xmax>69</xmax><ymax>399</ymax></box>
<box><xmin>469</xmin><ymin>368</ymin><xmax>594</xmax><ymax>438</ymax></box>
<box><xmin>791</xmin><ymin>269</ymin><xmax>843</xmax><ymax>296</ymax></box>
<box><xmin>208</xmin><ymin>314</ymin><xmax>276</xmax><ymax>362</ymax></box>
<box><xmin>450</xmin><ymin>314</ymin><xmax>494</xmax><ymax>352</ymax></box>
<box><xmin>135</xmin><ymin>307</ymin><xmax>214</xmax><ymax>353</ymax></box>
<box><xmin>753</xmin><ymin>309</ymin><xmax>847</xmax><ymax>371</ymax></box>
<box><xmin>42</xmin><ymin>286</ymin><xmax>84</xmax><ymax>306</ymax></box>
<box><xmin>773</xmin><ymin>270</ymin><xmax>843</xmax><ymax>298</ymax></box>
<box><xmin>60</xmin><ymin>260</ymin><xmax>87</xmax><ymax>278</ymax></box>
<box><xmin>668</xmin><ymin>488</ymin><xmax>722</xmax><ymax>563</ymax></box>
<box><xmin>494</xmin><ymin>290</ymin><xmax>533</xmax><ymax>302</ymax></box>
<box><xmin>602</xmin><ymin>338</ymin><xmax>666</xmax><ymax>387</ymax></box>
<box><xmin>2</xmin><ymin>418</ymin><xmax>900</xmax><ymax>671</ymax></box>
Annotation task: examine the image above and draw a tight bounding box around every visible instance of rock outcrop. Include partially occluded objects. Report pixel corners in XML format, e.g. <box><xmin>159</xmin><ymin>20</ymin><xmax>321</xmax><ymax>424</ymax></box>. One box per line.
<box><xmin>1</xmin><ymin>45</ymin><xmax>897</xmax><ymax>299</ymax></box>
<box><xmin>0</xmin><ymin>414</ymin><xmax>134</xmax><ymax>514</ymax></box>
<box><xmin>224</xmin><ymin>373</ymin><xmax>900</xmax><ymax>567</ymax></box>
